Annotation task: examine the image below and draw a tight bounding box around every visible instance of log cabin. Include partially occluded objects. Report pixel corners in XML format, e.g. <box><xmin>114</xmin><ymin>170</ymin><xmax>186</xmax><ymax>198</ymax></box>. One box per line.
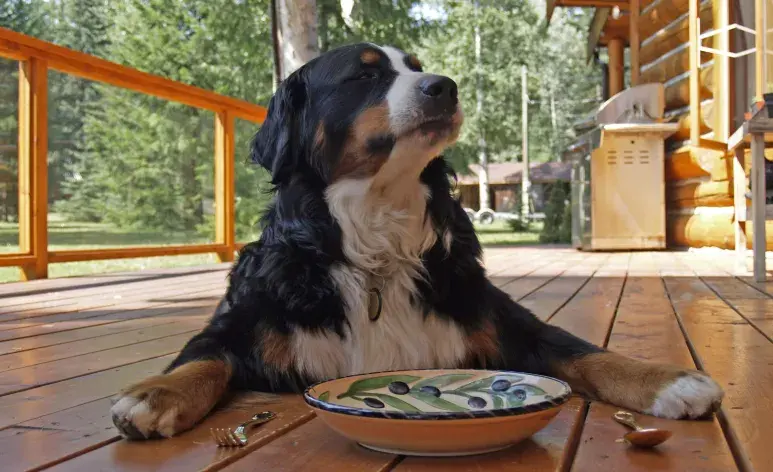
<box><xmin>548</xmin><ymin>0</ymin><xmax>773</xmax><ymax>280</ymax></box>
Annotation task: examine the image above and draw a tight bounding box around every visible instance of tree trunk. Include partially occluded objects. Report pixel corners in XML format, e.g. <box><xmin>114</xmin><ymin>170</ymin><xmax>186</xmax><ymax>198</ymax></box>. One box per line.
<box><xmin>272</xmin><ymin>0</ymin><xmax>320</xmax><ymax>84</ymax></box>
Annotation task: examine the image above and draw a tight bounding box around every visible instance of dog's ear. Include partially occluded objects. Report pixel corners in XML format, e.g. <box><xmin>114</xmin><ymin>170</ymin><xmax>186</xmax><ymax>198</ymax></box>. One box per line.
<box><xmin>251</xmin><ymin>73</ymin><xmax>307</xmax><ymax>184</ymax></box>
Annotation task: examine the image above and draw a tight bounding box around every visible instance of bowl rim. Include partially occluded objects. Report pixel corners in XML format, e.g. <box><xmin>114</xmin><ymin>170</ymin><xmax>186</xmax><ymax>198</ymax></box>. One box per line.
<box><xmin>302</xmin><ymin>368</ymin><xmax>572</xmax><ymax>421</ymax></box>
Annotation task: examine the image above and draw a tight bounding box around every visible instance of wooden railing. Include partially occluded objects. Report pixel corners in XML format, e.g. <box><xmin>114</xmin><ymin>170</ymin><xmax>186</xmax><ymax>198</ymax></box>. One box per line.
<box><xmin>0</xmin><ymin>27</ymin><xmax>267</xmax><ymax>280</ymax></box>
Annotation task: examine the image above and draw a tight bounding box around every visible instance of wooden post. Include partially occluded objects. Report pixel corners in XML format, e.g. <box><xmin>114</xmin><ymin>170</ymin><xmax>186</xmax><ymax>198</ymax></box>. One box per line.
<box><xmin>630</xmin><ymin>0</ymin><xmax>640</xmax><ymax>86</ymax></box>
<box><xmin>713</xmin><ymin>0</ymin><xmax>731</xmax><ymax>142</ymax></box>
<box><xmin>689</xmin><ymin>0</ymin><xmax>701</xmax><ymax>146</ymax></box>
<box><xmin>756</xmin><ymin>0</ymin><xmax>766</xmax><ymax>99</ymax></box>
<box><xmin>215</xmin><ymin>110</ymin><xmax>236</xmax><ymax>262</ymax></box>
<box><xmin>751</xmin><ymin>133</ymin><xmax>767</xmax><ymax>281</ymax></box>
<box><xmin>607</xmin><ymin>38</ymin><xmax>624</xmax><ymax>97</ymax></box>
<box><xmin>17</xmin><ymin>58</ymin><xmax>48</xmax><ymax>280</ymax></box>
<box><xmin>733</xmin><ymin>147</ymin><xmax>747</xmax><ymax>273</ymax></box>
<box><xmin>521</xmin><ymin>65</ymin><xmax>530</xmax><ymax>221</ymax></box>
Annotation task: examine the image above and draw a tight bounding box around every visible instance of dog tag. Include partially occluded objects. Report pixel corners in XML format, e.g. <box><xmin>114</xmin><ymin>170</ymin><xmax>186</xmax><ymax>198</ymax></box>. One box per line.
<box><xmin>368</xmin><ymin>288</ymin><xmax>382</xmax><ymax>322</ymax></box>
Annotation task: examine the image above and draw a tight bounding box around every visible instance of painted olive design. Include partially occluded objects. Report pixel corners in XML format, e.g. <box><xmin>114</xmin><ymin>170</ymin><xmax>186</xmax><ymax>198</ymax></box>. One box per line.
<box><xmin>512</xmin><ymin>388</ymin><xmax>527</xmax><ymax>401</ymax></box>
<box><xmin>388</xmin><ymin>381</ymin><xmax>410</xmax><ymax>395</ymax></box>
<box><xmin>491</xmin><ymin>379</ymin><xmax>511</xmax><ymax>392</ymax></box>
<box><xmin>419</xmin><ymin>385</ymin><xmax>441</xmax><ymax>397</ymax></box>
<box><xmin>468</xmin><ymin>397</ymin><xmax>487</xmax><ymax>409</ymax></box>
<box><xmin>363</xmin><ymin>397</ymin><xmax>385</xmax><ymax>409</ymax></box>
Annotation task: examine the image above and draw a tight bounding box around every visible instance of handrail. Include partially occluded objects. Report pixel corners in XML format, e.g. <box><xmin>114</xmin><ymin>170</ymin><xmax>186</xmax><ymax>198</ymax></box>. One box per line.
<box><xmin>0</xmin><ymin>27</ymin><xmax>266</xmax><ymax>122</ymax></box>
<box><xmin>0</xmin><ymin>28</ymin><xmax>268</xmax><ymax>280</ymax></box>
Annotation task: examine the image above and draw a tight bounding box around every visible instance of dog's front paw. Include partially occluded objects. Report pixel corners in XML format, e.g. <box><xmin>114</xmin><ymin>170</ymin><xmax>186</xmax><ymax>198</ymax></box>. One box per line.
<box><xmin>111</xmin><ymin>378</ymin><xmax>202</xmax><ymax>439</ymax></box>
<box><xmin>647</xmin><ymin>370</ymin><xmax>724</xmax><ymax>419</ymax></box>
<box><xmin>110</xmin><ymin>360</ymin><xmax>231</xmax><ymax>439</ymax></box>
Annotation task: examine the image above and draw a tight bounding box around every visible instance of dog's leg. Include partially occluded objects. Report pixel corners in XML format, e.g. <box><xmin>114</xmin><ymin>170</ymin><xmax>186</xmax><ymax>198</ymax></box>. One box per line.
<box><xmin>483</xmin><ymin>286</ymin><xmax>724</xmax><ymax>419</ymax></box>
<box><xmin>111</xmin><ymin>299</ymin><xmax>238</xmax><ymax>439</ymax></box>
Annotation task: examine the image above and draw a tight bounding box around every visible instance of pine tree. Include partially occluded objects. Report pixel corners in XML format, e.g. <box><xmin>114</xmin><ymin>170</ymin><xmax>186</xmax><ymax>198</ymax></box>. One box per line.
<box><xmin>0</xmin><ymin>0</ymin><xmax>49</xmax><ymax>222</ymax></box>
<box><xmin>48</xmin><ymin>0</ymin><xmax>112</xmax><ymax>207</ymax></box>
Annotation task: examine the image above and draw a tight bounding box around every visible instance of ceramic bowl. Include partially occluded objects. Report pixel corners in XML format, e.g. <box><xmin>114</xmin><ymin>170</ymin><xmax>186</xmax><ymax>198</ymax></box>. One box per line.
<box><xmin>303</xmin><ymin>369</ymin><xmax>571</xmax><ymax>456</ymax></box>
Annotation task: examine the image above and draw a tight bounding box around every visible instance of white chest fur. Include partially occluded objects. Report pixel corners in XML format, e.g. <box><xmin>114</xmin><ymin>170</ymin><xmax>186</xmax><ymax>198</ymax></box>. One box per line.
<box><xmin>290</xmin><ymin>179</ymin><xmax>468</xmax><ymax>380</ymax></box>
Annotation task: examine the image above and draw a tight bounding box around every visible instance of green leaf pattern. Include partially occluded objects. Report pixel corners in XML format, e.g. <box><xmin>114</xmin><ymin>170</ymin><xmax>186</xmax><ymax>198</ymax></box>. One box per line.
<box><xmin>328</xmin><ymin>372</ymin><xmax>552</xmax><ymax>413</ymax></box>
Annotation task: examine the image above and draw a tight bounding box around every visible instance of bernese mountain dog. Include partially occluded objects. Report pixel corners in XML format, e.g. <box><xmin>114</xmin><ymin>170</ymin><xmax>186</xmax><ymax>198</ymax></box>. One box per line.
<box><xmin>110</xmin><ymin>43</ymin><xmax>724</xmax><ymax>439</ymax></box>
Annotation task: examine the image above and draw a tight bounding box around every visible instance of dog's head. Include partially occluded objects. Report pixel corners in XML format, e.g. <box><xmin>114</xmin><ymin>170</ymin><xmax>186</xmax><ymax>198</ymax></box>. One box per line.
<box><xmin>251</xmin><ymin>43</ymin><xmax>463</xmax><ymax>187</ymax></box>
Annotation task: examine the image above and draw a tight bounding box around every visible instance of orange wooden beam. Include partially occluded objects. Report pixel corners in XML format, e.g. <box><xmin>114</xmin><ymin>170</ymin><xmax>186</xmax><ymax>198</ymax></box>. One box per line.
<box><xmin>48</xmin><ymin>244</ymin><xmax>226</xmax><ymax>263</ymax></box>
<box><xmin>0</xmin><ymin>27</ymin><xmax>266</xmax><ymax>124</ymax></box>
<box><xmin>17</xmin><ymin>58</ymin><xmax>48</xmax><ymax>280</ymax></box>
<box><xmin>215</xmin><ymin>111</ymin><xmax>236</xmax><ymax>263</ymax></box>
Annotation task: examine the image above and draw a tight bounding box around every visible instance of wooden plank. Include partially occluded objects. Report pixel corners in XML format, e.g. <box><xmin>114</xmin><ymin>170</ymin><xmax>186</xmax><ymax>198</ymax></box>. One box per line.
<box><xmin>221</xmin><ymin>418</ymin><xmax>399</xmax><ymax>472</ymax></box>
<box><xmin>0</xmin><ymin>283</ymin><xmax>223</xmax><ymax>336</ymax></box>
<box><xmin>0</xmin><ymin>286</ymin><xmax>222</xmax><ymax>344</ymax></box>
<box><xmin>662</xmin><ymin>256</ymin><xmax>772</xmax><ymax>472</ymax></box>
<box><xmin>640</xmin><ymin>1</ymin><xmax>712</xmax><ymax>65</ymax></box>
<box><xmin>215</xmin><ymin>111</ymin><xmax>236</xmax><ymax>263</ymax></box>
<box><xmin>571</xmin><ymin>253</ymin><xmax>737</xmax><ymax>472</ymax></box>
<box><xmin>0</xmin><ymin>270</ymin><xmax>225</xmax><ymax>320</ymax></box>
<box><xmin>0</xmin><ymin>355</ymin><xmax>173</xmax><ymax>430</ymax></box>
<box><xmin>0</xmin><ymin>331</ymin><xmax>196</xmax><ymax>396</ymax></box>
<box><xmin>395</xmin><ymin>254</ymin><xmax>628</xmax><ymax>472</ymax></box>
<box><xmin>0</xmin><ymin>317</ymin><xmax>205</xmax><ymax>372</ymax></box>
<box><xmin>519</xmin><ymin>253</ymin><xmax>608</xmax><ymax>321</ymax></box>
<box><xmin>0</xmin><ymin>27</ymin><xmax>267</xmax><ymax>123</ymax></box>
<box><xmin>45</xmin><ymin>395</ymin><xmax>314</xmax><ymax>472</ymax></box>
<box><xmin>0</xmin><ymin>264</ymin><xmax>228</xmax><ymax>298</ymax></box>
<box><xmin>0</xmin><ymin>307</ymin><xmax>213</xmax><ymax>357</ymax></box>
<box><xmin>17</xmin><ymin>57</ymin><xmax>48</xmax><ymax>280</ymax></box>
<box><xmin>499</xmin><ymin>252</ymin><xmax>593</xmax><ymax>302</ymax></box>
<box><xmin>678</xmin><ymin>254</ymin><xmax>773</xmax><ymax>340</ymax></box>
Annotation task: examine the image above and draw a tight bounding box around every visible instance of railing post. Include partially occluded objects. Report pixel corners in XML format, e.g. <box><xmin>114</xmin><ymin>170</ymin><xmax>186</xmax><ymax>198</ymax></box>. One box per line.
<box><xmin>756</xmin><ymin>0</ymin><xmax>766</xmax><ymax>100</ymax></box>
<box><xmin>215</xmin><ymin>110</ymin><xmax>236</xmax><ymax>262</ymax></box>
<box><xmin>17</xmin><ymin>58</ymin><xmax>48</xmax><ymax>280</ymax></box>
<box><xmin>689</xmin><ymin>0</ymin><xmax>701</xmax><ymax>146</ymax></box>
<box><xmin>630</xmin><ymin>0</ymin><xmax>640</xmax><ymax>86</ymax></box>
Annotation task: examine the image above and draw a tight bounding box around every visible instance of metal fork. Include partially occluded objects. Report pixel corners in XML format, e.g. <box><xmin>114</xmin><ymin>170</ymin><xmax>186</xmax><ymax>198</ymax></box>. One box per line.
<box><xmin>209</xmin><ymin>411</ymin><xmax>276</xmax><ymax>447</ymax></box>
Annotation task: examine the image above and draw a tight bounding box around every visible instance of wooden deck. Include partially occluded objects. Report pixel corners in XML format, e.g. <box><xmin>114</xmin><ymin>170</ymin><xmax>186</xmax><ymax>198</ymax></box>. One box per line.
<box><xmin>0</xmin><ymin>247</ymin><xmax>770</xmax><ymax>471</ymax></box>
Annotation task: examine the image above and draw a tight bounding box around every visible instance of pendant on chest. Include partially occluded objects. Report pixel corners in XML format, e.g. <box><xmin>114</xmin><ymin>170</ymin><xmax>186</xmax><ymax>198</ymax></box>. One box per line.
<box><xmin>368</xmin><ymin>287</ymin><xmax>382</xmax><ymax>322</ymax></box>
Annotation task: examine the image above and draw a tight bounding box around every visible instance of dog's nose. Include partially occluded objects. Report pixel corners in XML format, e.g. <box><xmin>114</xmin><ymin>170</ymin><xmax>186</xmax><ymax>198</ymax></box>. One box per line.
<box><xmin>420</xmin><ymin>75</ymin><xmax>458</xmax><ymax>103</ymax></box>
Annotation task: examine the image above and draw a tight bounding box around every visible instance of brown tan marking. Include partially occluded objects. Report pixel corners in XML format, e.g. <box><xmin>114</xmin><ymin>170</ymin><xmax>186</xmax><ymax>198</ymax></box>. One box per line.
<box><xmin>333</xmin><ymin>104</ymin><xmax>392</xmax><ymax>180</ymax></box>
<box><xmin>463</xmin><ymin>320</ymin><xmax>502</xmax><ymax>368</ymax></box>
<box><xmin>407</xmin><ymin>54</ymin><xmax>422</xmax><ymax>71</ymax></box>
<box><xmin>116</xmin><ymin>360</ymin><xmax>231</xmax><ymax>436</ymax></box>
<box><xmin>261</xmin><ymin>329</ymin><xmax>294</xmax><ymax>371</ymax></box>
<box><xmin>555</xmin><ymin>352</ymin><xmax>720</xmax><ymax>416</ymax></box>
<box><xmin>360</xmin><ymin>49</ymin><xmax>381</xmax><ymax>65</ymax></box>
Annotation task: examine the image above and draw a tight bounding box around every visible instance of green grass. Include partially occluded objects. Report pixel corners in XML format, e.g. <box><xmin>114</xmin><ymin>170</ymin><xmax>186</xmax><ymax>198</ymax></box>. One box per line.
<box><xmin>474</xmin><ymin>220</ymin><xmax>542</xmax><ymax>247</ymax></box>
<box><xmin>0</xmin><ymin>216</ymin><xmax>541</xmax><ymax>283</ymax></box>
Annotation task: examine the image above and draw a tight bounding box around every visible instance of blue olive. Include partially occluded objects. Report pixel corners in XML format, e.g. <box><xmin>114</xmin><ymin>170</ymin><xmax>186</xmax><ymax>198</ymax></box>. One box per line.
<box><xmin>388</xmin><ymin>381</ymin><xmax>410</xmax><ymax>395</ymax></box>
<box><xmin>468</xmin><ymin>396</ymin><xmax>487</xmax><ymax>409</ymax></box>
<box><xmin>419</xmin><ymin>385</ymin><xmax>441</xmax><ymax>397</ymax></box>
<box><xmin>363</xmin><ymin>397</ymin><xmax>385</xmax><ymax>409</ymax></box>
<box><xmin>512</xmin><ymin>388</ymin><xmax>527</xmax><ymax>401</ymax></box>
<box><xmin>491</xmin><ymin>379</ymin><xmax>511</xmax><ymax>392</ymax></box>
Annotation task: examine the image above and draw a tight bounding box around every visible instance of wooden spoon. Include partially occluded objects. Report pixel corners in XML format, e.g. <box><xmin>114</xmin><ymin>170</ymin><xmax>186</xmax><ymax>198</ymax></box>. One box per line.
<box><xmin>613</xmin><ymin>411</ymin><xmax>672</xmax><ymax>448</ymax></box>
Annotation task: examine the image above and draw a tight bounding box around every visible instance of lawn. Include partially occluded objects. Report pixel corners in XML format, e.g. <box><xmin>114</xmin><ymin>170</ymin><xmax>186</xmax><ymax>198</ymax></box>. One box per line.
<box><xmin>0</xmin><ymin>217</ymin><xmax>540</xmax><ymax>283</ymax></box>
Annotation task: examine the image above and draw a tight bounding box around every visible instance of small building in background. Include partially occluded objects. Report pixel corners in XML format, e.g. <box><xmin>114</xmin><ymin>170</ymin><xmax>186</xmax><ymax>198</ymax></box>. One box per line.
<box><xmin>457</xmin><ymin>161</ymin><xmax>572</xmax><ymax>213</ymax></box>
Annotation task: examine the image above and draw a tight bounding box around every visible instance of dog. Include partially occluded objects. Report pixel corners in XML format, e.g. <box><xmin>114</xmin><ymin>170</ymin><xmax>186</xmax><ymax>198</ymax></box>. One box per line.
<box><xmin>110</xmin><ymin>43</ymin><xmax>724</xmax><ymax>439</ymax></box>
